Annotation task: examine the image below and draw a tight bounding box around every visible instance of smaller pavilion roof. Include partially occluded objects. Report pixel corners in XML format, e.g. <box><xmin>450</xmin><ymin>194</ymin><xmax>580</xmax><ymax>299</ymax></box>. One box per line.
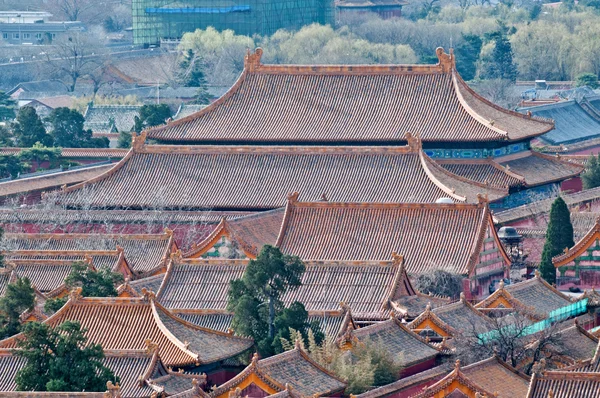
<box><xmin>353</xmin><ymin>364</ymin><xmax>449</xmax><ymax>398</ymax></box>
<box><xmin>409</xmin><ymin>294</ymin><xmax>491</xmax><ymax>338</ymax></box>
<box><xmin>157</xmin><ymin>254</ymin><xmax>434</xmax><ymax>320</ymax></box>
<box><xmin>526</xmin><ymin>371</ymin><xmax>600</xmax><ymax>398</ymax></box>
<box><xmin>0</xmin><ymin>163</ymin><xmax>114</xmax><ymax>199</ymax></box>
<box><xmin>184</xmin><ymin>208</ymin><xmax>285</xmax><ymax>258</ymax></box>
<box><xmin>477</xmin><ymin>272</ymin><xmax>572</xmax><ymax>318</ymax></box>
<box><xmin>147</xmin><ymin>369</ymin><xmax>207</xmax><ymax>396</ymax></box>
<box><xmin>549</xmin><ymin>321</ymin><xmax>599</xmax><ymax>364</ymax></box>
<box><xmin>3</xmin><ymin>231</ymin><xmax>176</xmax><ymax>276</ymax></box>
<box><xmin>412</xmin><ymin>358</ymin><xmax>529</xmax><ymax>398</ymax></box>
<box><xmin>348</xmin><ymin>317</ymin><xmax>440</xmax><ymax>369</ymax></box>
<box><xmin>4</xmin><ymin>249</ymin><xmax>132</xmax><ymax>296</ymax></box>
<box><xmin>553</xmin><ymin>217</ymin><xmax>600</xmax><ymax>267</ymax></box>
<box><xmin>520</xmin><ymin>99</ymin><xmax>600</xmax><ymax>145</ymax></box>
<box><xmin>436</xmin><ymin>151</ymin><xmax>583</xmax><ymax>190</ymax></box>
<box><xmin>209</xmin><ymin>347</ymin><xmax>347</xmax><ymax>398</ymax></box>
<box><xmin>559</xmin><ymin>339</ymin><xmax>600</xmax><ymax>372</ymax></box>
<box><xmin>0</xmin><ymin>291</ymin><xmax>253</xmax><ymax>368</ymax></box>
<box><xmin>0</xmin><ymin>347</ymin><xmax>164</xmax><ymax>397</ymax></box>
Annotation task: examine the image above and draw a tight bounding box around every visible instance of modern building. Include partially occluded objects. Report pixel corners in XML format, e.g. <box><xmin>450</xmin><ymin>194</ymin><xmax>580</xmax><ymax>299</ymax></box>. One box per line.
<box><xmin>132</xmin><ymin>0</ymin><xmax>334</xmax><ymax>46</ymax></box>
<box><xmin>0</xmin><ymin>12</ymin><xmax>84</xmax><ymax>45</ymax></box>
<box><xmin>336</xmin><ymin>0</ymin><xmax>407</xmax><ymax>20</ymax></box>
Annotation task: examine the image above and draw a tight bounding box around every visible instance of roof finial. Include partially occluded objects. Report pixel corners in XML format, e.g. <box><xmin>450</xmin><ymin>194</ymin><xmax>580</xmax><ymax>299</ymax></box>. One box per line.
<box><xmin>498</xmin><ymin>279</ymin><xmax>505</xmax><ymax>290</ymax></box>
<box><xmin>460</xmin><ymin>292</ymin><xmax>465</xmax><ymax>303</ymax></box>
<box><xmin>251</xmin><ymin>352</ymin><xmax>259</xmax><ymax>366</ymax></box>
<box><xmin>287</xmin><ymin>192</ymin><xmax>299</xmax><ymax>204</ymax></box>
<box><xmin>69</xmin><ymin>287</ymin><xmax>83</xmax><ymax>302</ymax></box>
<box><xmin>141</xmin><ymin>288</ymin><xmax>156</xmax><ymax>301</ymax></box>
<box><xmin>477</xmin><ymin>193</ymin><xmax>489</xmax><ymax>204</ymax></box>
<box><xmin>391</xmin><ymin>252</ymin><xmax>404</xmax><ymax>265</ymax></box>
<box><xmin>131</xmin><ymin>131</ymin><xmax>147</xmax><ymax>151</ymax></box>
<box><xmin>319</xmin><ymin>193</ymin><xmax>328</xmax><ymax>202</ymax></box>
<box><xmin>534</xmin><ymin>269</ymin><xmax>541</xmax><ymax>279</ymax></box>
<box><xmin>145</xmin><ymin>339</ymin><xmax>158</xmax><ymax>354</ymax></box>
<box><xmin>105</xmin><ymin>381</ymin><xmax>121</xmax><ymax>398</ymax></box>
<box><xmin>454</xmin><ymin>359</ymin><xmax>461</xmax><ymax>370</ymax></box>
<box><xmin>435</xmin><ymin>47</ymin><xmax>455</xmax><ymax>72</ymax></box>
<box><xmin>405</xmin><ymin>132</ymin><xmax>422</xmax><ymax>152</ymax></box>
<box><xmin>244</xmin><ymin>48</ymin><xmax>263</xmax><ymax>72</ymax></box>
<box><xmin>294</xmin><ymin>336</ymin><xmax>303</xmax><ymax>350</ymax></box>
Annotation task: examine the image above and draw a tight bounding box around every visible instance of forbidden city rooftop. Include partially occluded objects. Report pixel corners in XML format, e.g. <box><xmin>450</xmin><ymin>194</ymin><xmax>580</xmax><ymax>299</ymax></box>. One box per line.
<box><xmin>147</xmin><ymin>47</ymin><xmax>554</xmax><ymax>145</ymax></box>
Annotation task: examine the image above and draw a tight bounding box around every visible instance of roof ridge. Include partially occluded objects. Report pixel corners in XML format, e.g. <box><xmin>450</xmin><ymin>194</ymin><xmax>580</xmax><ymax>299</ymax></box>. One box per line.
<box><xmin>138</xmin><ymin>144</ymin><xmax>416</xmax><ymax>155</ymax></box>
<box><xmin>5</xmin><ymin>232</ymin><xmax>171</xmax><ymax>240</ymax></box>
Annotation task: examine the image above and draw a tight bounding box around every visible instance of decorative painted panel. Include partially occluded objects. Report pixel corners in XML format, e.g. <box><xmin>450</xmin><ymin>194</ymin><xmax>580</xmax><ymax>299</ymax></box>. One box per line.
<box><xmin>424</xmin><ymin>142</ymin><xmax>528</xmax><ymax>159</ymax></box>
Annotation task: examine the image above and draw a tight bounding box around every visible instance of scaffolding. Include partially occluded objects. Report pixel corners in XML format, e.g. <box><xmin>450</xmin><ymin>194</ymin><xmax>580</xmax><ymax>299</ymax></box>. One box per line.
<box><xmin>132</xmin><ymin>0</ymin><xmax>334</xmax><ymax>45</ymax></box>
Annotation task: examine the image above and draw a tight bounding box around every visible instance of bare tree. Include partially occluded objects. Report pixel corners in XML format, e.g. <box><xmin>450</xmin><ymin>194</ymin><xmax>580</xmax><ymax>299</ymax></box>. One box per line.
<box><xmin>47</xmin><ymin>0</ymin><xmax>97</xmax><ymax>22</ymax></box>
<box><xmin>44</xmin><ymin>33</ymin><xmax>103</xmax><ymax>92</ymax></box>
<box><xmin>455</xmin><ymin>311</ymin><xmax>561</xmax><ymax>373</ymax></box>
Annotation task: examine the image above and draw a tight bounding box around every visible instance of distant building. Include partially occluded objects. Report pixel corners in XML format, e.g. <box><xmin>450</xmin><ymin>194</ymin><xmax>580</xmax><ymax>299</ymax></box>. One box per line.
<box><xmin>132</xmin><ymin>0</ymin><xmax>334</xmax><ymax>46</ymax></box>
<box><xmin>0</xmin><ymin>12</ymin><xmax>84</xmax><ymax>45</ymax></box>
<box><xmin>336</xmin><ymin>0</ymin><xmax>407</xmax><ymax>19</ymax></box>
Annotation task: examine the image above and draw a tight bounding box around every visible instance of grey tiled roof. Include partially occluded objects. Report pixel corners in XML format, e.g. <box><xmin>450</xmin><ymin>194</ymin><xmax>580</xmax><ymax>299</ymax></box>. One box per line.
<box><xmin>84</xmin><ymin>105</ymin><xmax>141</xmax><ymax>133</ymax></box>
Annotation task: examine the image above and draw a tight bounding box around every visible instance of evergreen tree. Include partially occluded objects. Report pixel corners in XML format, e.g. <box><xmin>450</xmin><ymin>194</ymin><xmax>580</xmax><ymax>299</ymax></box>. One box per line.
<box><xmin>14</xmin><ymin>321</ymin><xmax>117</xmax><ymax>391</ymax></box>
<box><xmin>0</xmin><ymin>125</ymin><xmax>14</xmax><ymax>147</ymax></box>
<box><xmin>575</xmin><ymin>73</ymin><xmax>599</xmax><ymax>89</ymax></box>
<box><xmin>18</xmin><ymin>143</ymin><xmax>62</xmax><ymax>170</ymax></box>
<box><xmin>540</xmin><ymin>197</ymin><xmax>574</xmax><ymax>284</ymax></box>
<box><xmin>0</xmin><ymin>154</ymin><xmax>25</xmax><ymax>178</ymax></box>
<box><xmin>133</xmin><ymin>104</ymin><xmax>172</xmax><ymax>133</ymax></box>
<box><xmin>178</xmin><ymin>49</ymin><xmax>211</xmax><ymax>104</ymax></box>
<box><xmin>64</xmin><ymin>261</ymin><xmax>124</xmax><ymax>297</ymax></box>
<box><xmin>582</xmin><ymin>154</ymin><xmax>600</xmax><ymax>189</ymax></box>
<box><xmin>0</xmin><ymin>91</ymin><xmax>16</xmax><ymax>121</ymax></box>
<box><xmin>483</xmin><ymin>27</ymin><xmax>518</xmax><ymax>82</ymax></box>
<box><xmin>455</xmin><ymin>34</ymin><xmax>482</xmax><ymax>81</ymax></box>
<box><xmin>227</xmin><ymin>245</ymin><xmax>321</xmax><ymax>356</ymax></box>
<box><xmin>46</xmin><ymin>108</ymin><xmax>109</xmax><ymax>148</ymax></box>
<box><xmin>117</xmin><ymin>130</ymin><xmax>132</xmax><ymax>149</ymax></box>
<box><xmin>12</xmin><ymin>107</ymin><xmax>52</xmax><ymax>148</ymax></box>
<box><xmin>0</xmin><ymin>277</ymin><xmax>35</xmax><ymax>339</ymax></box>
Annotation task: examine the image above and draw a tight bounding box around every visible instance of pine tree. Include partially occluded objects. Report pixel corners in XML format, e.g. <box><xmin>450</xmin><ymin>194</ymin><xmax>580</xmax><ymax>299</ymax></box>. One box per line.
<box><xmin>14</xmin><ymin>321</ymin><xmax>117</xmax><ymax>391</ymax></box>
<box><xmin>46</xmin><ymin>108</ymin><xmax>108</xmax><ymax>148</ymax></box>
<box><xmin>455</xmin><ymin>34</ymin><xmax>482</xmax><ymax>81</ymax></box>
<box><xmin>483</xmin><ymin>26</ymin><xmax>518</xmax><ymax>82</ymax></box>
<box><xmin>11</xmin><ymin>107</ymin><xmax>52</xmax><ymax>148</ymax></box>
<box><xmin>64</xmin><ymin>261</ymin><xmax>123</xmax><ymax>297</ymax></box>
<box><xmin>0</xmin><ymin>277</ymin><xmax>35</xmax><ymax>339</ymax></box>
<box><xmin>0</xmin><ymin>91</ymin><xmax>16</xmax><ymax>121</ymax></box>
<box><xmin>540</xmin><ymin>197</ymin><xmax>574</xmax><ymax>284</ymax></box>
<box><xmin>227</xmin><ymin>245</ymin><xmax>321</xmax><ymax>356</ymax></box>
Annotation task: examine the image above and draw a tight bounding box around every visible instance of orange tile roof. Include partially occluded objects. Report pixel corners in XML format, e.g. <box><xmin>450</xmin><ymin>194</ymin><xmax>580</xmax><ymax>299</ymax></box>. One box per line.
<box><xmin>553</xmin><ymin>217</ymin><xmax>600</xmax><ymax>267</ymax></box>
<box><xmin>0</xmin><ymin>293</ymin><xmax>253</xmax><ymax>368</ymax></box>
<box><xmin>209</xmin><ymin>347</ymin><xmax>346</xmax><ymax>397</ymax></box>
<box><xmin>496</xmin><ymin>151</ymin><xmax>583</xmax><ymax>187</ymax></box>
<box><xmin>413</xmin><ymin>358</ymin><xmax>528</xmax><ymax>398</ymax></box>
<box><xmin>461</xmin><ymin>356</ymin><xmax>530</xmax><ymax>397</ymax></box>
<box><xmin>276</xmin><ymin>197</ymin><xmax>508</xmax><ymax>276</ymax></box>
<box><xmin>185</xmin><ymin>208</ymin><xmax>285</xmax><ymax>258</ymax></box>
<box><xmin>0</xmin><ymin>164</ymin><xmax>113</xmax><ymax>198</ymax></box>
<box><xmin>3</xmin><ymin>232</ymin><xmax>175</xmax><ymax>275</ymax></box>
<box><xmin>148</xmin><ymin>48</ymin><xmax>552</xmax><ymax>144</ymax></box>
<box><xmin>0</xmin><ymin>148</ymin><xmax>128</xmax><ymax>159</ymax></box>
<box><xmin>526</xmin><ymin>371</ymin><xmax>600</xmax><ymax>398</ymax></box>
<box><xmin>348</xmin><ymin>318</ymin><xmax>440</xmax><ymax>368</ymax></box>
<box><xmin>58</xmin><ymin>136</ymin><xmax>508</xmax><ymax>211</ymax></box>
<box><xmin>4</xmin><ymin>250</ymin><xmax>132</xmax><ymax>295</ymax></box>
<box><xmin>157</xmin><ymin>255</ymin><xmax>422</xmax><ymax>320</ymax></box>
<box><xmin>0</xmin><ymin>348</ymin><xmax>162</xmax><ymax>397</ymax></box>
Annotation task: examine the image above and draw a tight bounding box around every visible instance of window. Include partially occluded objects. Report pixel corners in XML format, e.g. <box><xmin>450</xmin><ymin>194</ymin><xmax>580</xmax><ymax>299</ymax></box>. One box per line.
<box><xmin>12</xmin><ymin>33</ymin><xmax>19</xmax><ymax>39</ymax></box>
<box><xmin>35</xmin><ymin>33</ymin><xmax>42</xmax><ymax>40</ymax></box>
<box><xmin>51</xmin><ymin>33</ymin><xmax>56</xmax><ymax>39</ymax></box>
<box><xmin>22</xmin><ymin>33</ymin><xmax>30</xmax><ymax>39</ymax></box>
<box><xmin>2</xmin><ymin>33</ymin><xmax>7</xmax><ymax>39</ymax></box>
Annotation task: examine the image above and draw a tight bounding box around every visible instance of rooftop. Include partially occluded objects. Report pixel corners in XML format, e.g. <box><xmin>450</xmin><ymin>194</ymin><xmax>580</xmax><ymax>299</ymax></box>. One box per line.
<box><xmin>209</xmin><ymin>347</ymin><xmax>347</xmax><ymax>397</ymax></box>
<box><xmin>0</xmin><ymin>293</ymin><xmax>253</xmax><ymax>368</ymax></box>
<box><xmin>275</xmin><ymin>197</ymin><xmax>508</xmax><ymax>276</ymax></box>
<box><xmin>3</xmin><ymin>231</ymin><xmax>175</xmax><ymax>275</ymax></box>
<box><xmin>59</xmin><ymin>136</ymin><xmax>508</xmax><ymax>211</ymax></box>
<box><xmin>148</xmin><ymin>48</ymin><xmax>553</xmax><ymax>144</ymax></box>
